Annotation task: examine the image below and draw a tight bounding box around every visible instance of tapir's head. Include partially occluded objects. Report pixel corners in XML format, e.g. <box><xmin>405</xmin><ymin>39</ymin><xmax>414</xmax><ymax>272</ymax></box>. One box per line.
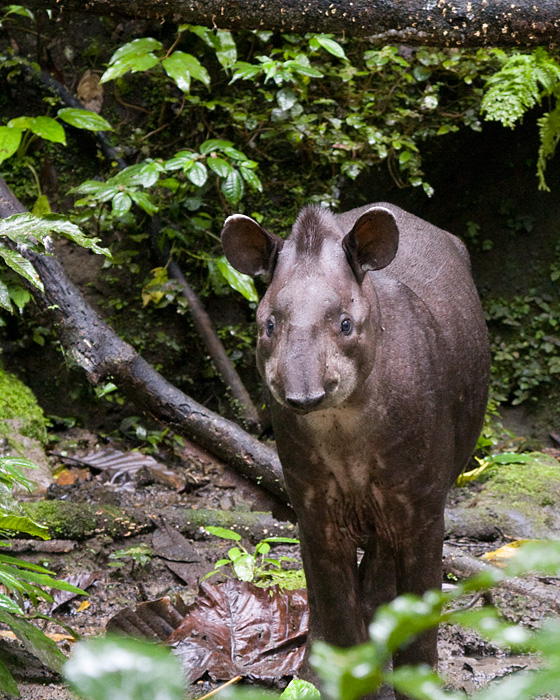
<box><xmin>221</xmin><ymin>206</ymin><xmax>399</xmax><ymax>414</ymax></box>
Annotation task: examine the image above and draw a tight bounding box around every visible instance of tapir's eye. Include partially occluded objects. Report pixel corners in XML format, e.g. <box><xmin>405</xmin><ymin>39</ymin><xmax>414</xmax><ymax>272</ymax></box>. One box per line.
<box><xmin>340</xmin><ymin>318</ymin><xmax>353</xmax><ymax>335</ymax></box>
<box><xmin>265</xmin><ymin>318</ymin><xmax>275</xmax><ymax>337</ymax></box>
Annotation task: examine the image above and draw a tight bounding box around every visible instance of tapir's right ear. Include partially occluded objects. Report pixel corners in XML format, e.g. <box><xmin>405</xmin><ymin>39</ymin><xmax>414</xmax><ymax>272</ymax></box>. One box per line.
<box><xmin>221</xmin><ymin>214</ymin><xmax>284</xmax><ymax>279</ymax></box>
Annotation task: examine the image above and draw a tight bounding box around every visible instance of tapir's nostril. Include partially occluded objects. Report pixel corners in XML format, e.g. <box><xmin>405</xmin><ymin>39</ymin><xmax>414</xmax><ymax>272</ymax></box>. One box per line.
<box><xmin>285</xmin><ymin>392</ymin><xmax>326</xmax><ymax>411</ymax></box>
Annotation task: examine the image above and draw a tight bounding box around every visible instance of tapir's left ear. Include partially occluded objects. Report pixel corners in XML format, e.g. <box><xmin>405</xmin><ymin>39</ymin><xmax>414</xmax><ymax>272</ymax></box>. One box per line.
<box><xmin>221</xmin><ymin>214</ymin><xmax>284</xmax><ymax>279</ymax></box>
<box><xmin>342</xmin><ymin>206</ymin><xmax>399</xmax><ymax>283</ymax></box>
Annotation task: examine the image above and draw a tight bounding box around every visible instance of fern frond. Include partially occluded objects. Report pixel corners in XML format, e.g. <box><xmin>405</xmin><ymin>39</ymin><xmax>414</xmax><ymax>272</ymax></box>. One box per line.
<box><xmin>481</xmin><ymin>50</ymin><xmax>560</xmax><ymax>129</ymax></box>
<box><xmin>537</xmin><ymin>100</ymin><xmax>560</xmax><ymax>191</ymax></box>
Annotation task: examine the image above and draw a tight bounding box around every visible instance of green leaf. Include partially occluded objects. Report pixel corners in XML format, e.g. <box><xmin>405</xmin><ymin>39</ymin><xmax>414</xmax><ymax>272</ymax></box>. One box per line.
<box><xmin>239</xmin><ymin>164</ymin><xmax>263</xmax><ymax>192</ymax></box>
<box><xmin>100</xmin><ymin>53</ymin><xmax>160</xmax><ymax>83</ymax></box>
<box><xmin>204</xmin><ymin>526</ymin><xmax>242</xmax><ymax>542</ymax></box>
<box><xmin>215</xmin><ymin>30</ymin><xmax>237</xmax><ymax>70</ymax></box>
<box><xmin>230</xmin><ymin>61</ymin><xmax>262</xmax><ymax>83</ymax></box>
<box><xmin>0</xmin><ymin>457</ymin><xmax>40</xmax><ymax>491</ymax></box>
<box><xmin>10</xmin><ymin>214</ymin><xmax>111</xmax><ymax>257</ymax></box>
<box><xmin>215</xmin><ymin>255</ymin><xmax>259</xmax><ymax>302</ymax></box>
<box><xmin>0</xmin><ymin>246</ymin><xmax>43</xmax><ymax>290</ymax></box>
<box><xmin>0</xmin><ymin>592</ymin><xmax>23</xmax><ymax>615</ymax></box>
<box><xmin>9</xmin><ymin>286</ymin><xmax>31</xmax><ymax>312</ymax></box>
<box><xmin>0</xmin><ymin>126</ymin><xmax>22</xmax><ymax>164</ymax></box>
<box><xmin>162</xmin><ymin>51</ymin><xmax>210</xmax><ymax>92</ymax></box>
<box><xmin>186</xmin><ymin>161</ymin><xmax>208</xmax><ymax>187</ymax></box>
<box><xmin>0</xmin><ymin>514</ymin><xmax>48</xmax><ymax>538</ymax></box>
<box><xmin>284</xmin><ymin>58</ymin><xmax>323</xmax><ymax>79</ymax></box>
<box><xmin>207</xmin><ymin>157</ymin><xmax>232</xmax><ymax>178</ymax></box>
<box><xmin>3</xmin><ymin>4</ymin><xmax>34</xmax><ymax>20</ymax></box>
<box><xmin>221</xmin><ymin>168</ymin><xmax>244</xmax><ymax>205</ymax></box>
<box><xmin>31</xmin><ymin>194</ymin><xmax>51</xmax><ymax>217</ymax></box>
<box><xmin>107</xmin><ymin>37</ymin><xmax>163</xmax><ymax>66</ymax></box>
<box><xmin>112</xmin><ymin>161</ymin><xmax>163</xmax><ymax>189</ymax></box>
<box><xmin>232</xmin><ymin>552</ymin><xmax>255</xmax><ymax>581</ymax></box>
<box><xmin>164</xmin><ymin>151</ymin><xmax>196</xmax><ymax>171</ymax></box>
<box><xmin>130</xmin><ymin>191</ymin><xmax>159</xmax><ymax>215</ymax></box>
<box><xmin>57</xmin><ymin>108</ymin><xmax>113</xmax><ymax>132</ymax></box>
<box><xmin>0</xmin><ymin>278</ymin><xmax>11</xmax><ymax>312</ymax></box>
<box><xmin>0</xmin><ymin>609</ymin><xmax>66</xmax><ymax>673</ymax></box>
<box><xmin>199</xmin><ymin>139</ymin><xmax>233</xmax><ymax>155</ymax></box>
<box><xmin>65</xmin><ymin>636</ymin><xmax>186</xmax><ymax>700</ymax></box>
<box><xmin>111</xmin><ymin>191</ymin><xmax>132</xmax><ymax>216</ymax></box>
<box><xmin>311</xmin><ymin>35</ymin><xmax>347</xmax><ymax>61</ymax></box>
<box><xmin>281</xmin><ymin>679</ymin><xmax>321</xmax><ymax>700</ymax></box>
<box><xmin>8</xmin><ymin>116</ymin><xmax>66</xmax><ymax>144</ymax></box>
<box><xmin>277</xmin><ymin>87</ymin><xmax>297</xmax><ymax>111</ymax></box>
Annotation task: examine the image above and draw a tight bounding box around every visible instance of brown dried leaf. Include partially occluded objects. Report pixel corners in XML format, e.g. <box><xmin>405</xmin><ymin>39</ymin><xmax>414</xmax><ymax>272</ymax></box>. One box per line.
<box><xmin>76</xmin><ymin>69</ymin><xmax>103</xmax><ymax>113</ymax></box>
<box><xmin>106</xmin><ymin>580</ymin><xmax>308</xmax><ymax>684</ymax></box>
<box><xmin>170</xmin><ymin>580</ymin><xmax>307</xmax><ymax>683</ymax></box>
<box><xmin>50</xmin><ymin>571</ymin><xmax>100</xmax><ymax>613</ymax></box>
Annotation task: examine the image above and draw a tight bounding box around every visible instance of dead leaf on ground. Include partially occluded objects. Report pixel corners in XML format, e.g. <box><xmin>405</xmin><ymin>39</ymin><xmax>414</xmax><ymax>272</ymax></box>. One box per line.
<box><xmin>152</xmin><ymin>521</ymin><xmax>201</xmax><ymax>585</ymax></box>
<box><xmin>50</xmin><ymin>571</ymin><xmax>100</xmax><ymax>613</ymax></box>
<box><xmin>106</xmin><ymin>579</ymin><xmax>308</xmax><ymax>684</ymax></box>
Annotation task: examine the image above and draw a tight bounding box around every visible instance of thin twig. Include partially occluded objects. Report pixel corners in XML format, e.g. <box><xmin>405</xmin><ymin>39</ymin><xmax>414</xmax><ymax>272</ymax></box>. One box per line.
<box><xmin>197</xmin><ymin>675</ymin><xmax>243</xmax><ymax>700</ymax></box>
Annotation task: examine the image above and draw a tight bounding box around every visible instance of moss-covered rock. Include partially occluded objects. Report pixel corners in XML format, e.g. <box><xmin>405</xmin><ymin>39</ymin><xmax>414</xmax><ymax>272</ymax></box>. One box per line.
<box><xmin>0</xmin><ymin>362</ymin><xmax>51</xmax><ymax>489</ymax></box>
<box><xmin>0</xmin><ymin>363</ymin><xmax>47</xmax><ymax>444</ymax></box>
<box><xmin>22</xmin><ymin>500</ymin><xmax>150</xmax><ymax>540</ymax></box>
<box><xmin>446</xmin><ymin>452</ymin><xmax>560</xmax><ymax>540</ymax></box>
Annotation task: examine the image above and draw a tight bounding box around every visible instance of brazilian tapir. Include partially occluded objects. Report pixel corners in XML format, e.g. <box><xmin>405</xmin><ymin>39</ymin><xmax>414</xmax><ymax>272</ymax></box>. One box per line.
<box><xmin>221</xmin><ymin>203</ymin><xmax>490</xmax><ymax>686</ymax></box>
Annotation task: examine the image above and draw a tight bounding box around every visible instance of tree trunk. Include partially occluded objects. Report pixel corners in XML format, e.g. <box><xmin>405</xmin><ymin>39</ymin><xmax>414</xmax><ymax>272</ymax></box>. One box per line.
<box><xmin>0</xmin><ymin>176</ymin><xmax>287</xmax><ymax>502</ymax></box>
<box><xmin>20</xmin><ymin>0</ymin><xmax>560</xmax><ymax>47</ymax></box>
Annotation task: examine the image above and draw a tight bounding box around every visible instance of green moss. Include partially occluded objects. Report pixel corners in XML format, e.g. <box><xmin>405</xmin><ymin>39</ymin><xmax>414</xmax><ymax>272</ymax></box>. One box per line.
<box><xmin>23</xmin><ymin>501</ymin><xmax>97</xmax><ymax>540</ymax></box>
<box><xmin>485</xmin><ymin>452</ymin><xmax>560</xmax><ymax>508</ymax></box>
<box><xmin>0</xmin><ymin>363</ymin><xmax>47</xmax><ymax>444</ymax></box>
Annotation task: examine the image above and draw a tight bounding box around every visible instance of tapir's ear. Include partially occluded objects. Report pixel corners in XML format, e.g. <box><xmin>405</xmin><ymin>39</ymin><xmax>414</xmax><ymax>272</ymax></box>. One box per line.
<box><xmin>221</xmin><ymin>214</ymin><xmax>284</xmax><ymax>279</ymax></box>
<box><xmin>342</xmin><ymin>206</ymin><xmax>399</xmax><ymax>283</ymax></box>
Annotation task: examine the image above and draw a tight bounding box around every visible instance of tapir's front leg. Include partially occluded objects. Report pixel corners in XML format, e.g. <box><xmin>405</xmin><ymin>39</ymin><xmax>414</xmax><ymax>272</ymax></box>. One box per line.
<box><xmin>297</xmin><ymin>509</ymin><xmax>366</xmax><ymax>649</ymax></box>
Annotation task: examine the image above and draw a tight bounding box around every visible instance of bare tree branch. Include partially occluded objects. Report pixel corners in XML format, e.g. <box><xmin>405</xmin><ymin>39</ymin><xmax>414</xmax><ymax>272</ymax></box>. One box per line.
<box><xmin>0</xmin><ymin>176</ymin><xmax>287</xmax><ymax>501</ymax></box>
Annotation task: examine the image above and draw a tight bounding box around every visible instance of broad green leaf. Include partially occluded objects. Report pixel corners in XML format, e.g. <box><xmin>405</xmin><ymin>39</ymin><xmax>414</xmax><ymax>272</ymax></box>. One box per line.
<box><xmin>199</xmin><ymin>138</ymin><xmax>233</xmax><ymax>155</ymax></box>
<box><xmin>216</xmin><ymin>255</ymin><xmax>259</xmax><ymax>302</ymax></box>
<box><xmin>130</xmin><ymin>191</ymin><xmax>159</xmax><ymax>215</ymax></box>
<box><xmin>111</xmin><ymin>191</ymin><xmax>132</xmax><ymax>216</ymax></box>
<box><xmin>186</xmin><ymin>161</ymin><xmax>208</xmax><ymax>187</ymax></box>
<box><xmin>112</xmin><ymin>161</ymin><xmax>163</xmax><ymax>188</ymax></box>
<box><xmin>284</xmin><ymin>59</ymin><xmax>323</xmax><ymax>79</ymax></box>
<box><xmin>239</xmin><ymin>164</ymin><xmax>263</xmax><ymax>192</ymax></box>
<box><xmin>311</xmin><ymin>35</ymin><xmax>347</xmax><ymax>61</ymax></box>
<box><xmin>215</xmin><ymin>30</ymin><xmax>237</xmax><ymax>69</ymax></box>
<box><xmin>277</xmin><ymin>87</ymin><xmax>297</xmax><ymax>111</ymax></box>
<box><xmin>11</xmin><ymin>116</ymin><xmax>66</xmax><ymax>144</ymax></box>
<box><xmin>31</xmin><ymin>194</ymin><xmax>51</xmax><ymax>217</ymax></box>
<box><xmin>162</xmin><ymin>51</ymin><xmax>210</xmax><ymax>92</ymax></box>
<box><xmin>165</xmin><ymin>151</ymin><xmax>196</xmax><ymax>171</ymax></box>
<box><xmin>65</xmin><ymin>636</ymin><xmax>186</xmax><ymax>700</ymax></box>
<box><xmin>3</xmin><ymin>4</ymin><xmax>34</xmax><ymax>19</ymax></box>
<box><xmin>281</xmin><ymin>679</ymin><xmax>321</xmax><ymax>700</ymax></box>
<box><xmin>0</xmin><ymin>278</ymin><xmax>11</xmax><ymax>312</ymax></box>
<box><xmin>71</xmin><ymin>179</ymin><xmax>107</xmax><ymax>195</ymax></box>
<box><xmin>107</xmin><ymin>37</ymin><xmax>163</xmax><ymax>66</ymax></box>
<box><xmin>40</xmin><ymin>215</ymin><xmax>111</xmax><ymax>256</ymax></box>
<box><xmin>0</xmin><ymin>653</ymin><xmax>20</xmax><ymax>697</ymax></box>
<box><xmin>230</xmin><ymin>61</ymin><xmax>262</xmax><ymax>83</ymax></box>
<box><xmin>57</xmin><ymin>108</ymin><xmax>113</xmax><ymax>132</ymax></box>
<box><xmin>0</xmin><ymin>126</ymin><xmax>22</xmax><ymax>164</ymax></box>
<box><xmin>204</xmin><ymin>526</ymin><xmax>242</xmax><ymax>542</ymax></box>
<box><xmin>232</xmin><ymin>552</ymin><xmax>255</xmax><ymax>581</ymax></box>
<box><xmin>0</xmin><ymin>247</ymin><xmax>42</xmax><ymax>290</ymax></box>
<box><xmin>0</xmin><ymin>554</ymin><xmax>56</xmax><ymax>573</ymax></box>
<box><xmin>221</xmin><ymin>168</ymin><xmax>244</xmax><ymax>205</ymax></box>
<box><xmin>9</xmin><ymin>286</ymin><xmax>31</xmax><ymax>312</ymax></box>
<box><xmin>100</xmin><ymin>53</ymin><xmax>160</xmax><ymax>83</ymax></box>
<box><xmin>0</xmin><ymin>609</ymin><xmax>66</xmax><ymax>673</ymax></box>
<box><xmin>207</xmin><ymin>156</ymin><xmax>232</xmax><ymax>178</ymax></box>
<box><xmin>0</xmin><ymin>514</ymin><xmax>48</xmax><ymax>539</ymax></box>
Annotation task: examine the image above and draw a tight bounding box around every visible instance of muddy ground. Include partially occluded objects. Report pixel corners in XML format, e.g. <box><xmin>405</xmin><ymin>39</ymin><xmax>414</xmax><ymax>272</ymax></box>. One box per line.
<box><xmin>1</xmin><ymin>424</ymin><xmax>558</xmax><ymax>700</ymax></box>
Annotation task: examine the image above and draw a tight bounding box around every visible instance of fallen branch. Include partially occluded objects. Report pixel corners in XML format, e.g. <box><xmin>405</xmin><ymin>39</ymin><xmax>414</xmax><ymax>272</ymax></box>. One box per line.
<box><xmin>0</xmin><ymin>176</ymin><xmax>286</xmax><ymax>501</ymax></box>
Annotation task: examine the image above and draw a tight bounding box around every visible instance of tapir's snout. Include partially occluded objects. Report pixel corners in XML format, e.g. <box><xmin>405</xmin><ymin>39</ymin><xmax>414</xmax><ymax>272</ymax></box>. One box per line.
<box><xmin>285</xmin><ymin>391</ymin><xmax>326</xmax><ymax>412</ymax></box>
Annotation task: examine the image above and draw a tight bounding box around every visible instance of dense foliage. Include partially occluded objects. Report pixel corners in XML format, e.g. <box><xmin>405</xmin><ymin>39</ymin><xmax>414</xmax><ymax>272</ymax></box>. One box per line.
<box><xmin>1</xmin><ymin>9</ymin><xmax>560</xmax><ymax>412</ymax></box>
